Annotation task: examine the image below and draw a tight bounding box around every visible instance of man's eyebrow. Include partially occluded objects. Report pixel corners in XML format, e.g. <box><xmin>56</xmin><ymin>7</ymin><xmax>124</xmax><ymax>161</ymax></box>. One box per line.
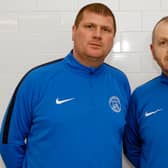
<box><xmin>158</xmin><ymin>37</ymin><xmax>168</xmax><ymax>40</ymax></box>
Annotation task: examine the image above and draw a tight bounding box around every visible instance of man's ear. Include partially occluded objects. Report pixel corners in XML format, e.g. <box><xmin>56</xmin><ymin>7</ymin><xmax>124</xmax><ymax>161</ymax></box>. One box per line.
<box><xmin>150</xmin><ymin>43</ymin><xmax>153</xmax><ymax>52</ymax></box>
<box><xmin>150</xmin><ymin>44</ymin><xmax>156</xmax><ymax>60</ymax></box>
<box><xmin>72</xmin><ymin>25</ymin><xmax>76</xmax><ymax>41</ymax></box>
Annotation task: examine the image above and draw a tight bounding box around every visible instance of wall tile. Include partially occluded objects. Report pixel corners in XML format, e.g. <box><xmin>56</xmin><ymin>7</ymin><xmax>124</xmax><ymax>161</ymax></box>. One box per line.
<box><xmin>0</xmin><ymin>16</ymin><xmax>18</xmax><ymax>32</ymax></box>
<box><xmin>120</xmin><ymin>0</ymin><xmax>161</xmax><ymax>11</ymax></box>
<box><xmin>142</xmin><ymin>12</ymin><xmax>167</xmax><ymax>31</ymax></box>
<box><xmin>141</xmin><ymin>54</ymin><xmax>161</xmax><ymax>73</ymax></box>
<box><xmin>161</xmin><ymin>0</ymin><xmax>168</xmax><ymax>10</ymax></box>
<box><xmin>112</xmin><ymin>34</ymin><xmax>121</xmax><ymax>52</ymax></box>
<box><xmin>37</xmin><ymin>0</ymin><xmax>76</xmax><ymax>11</ymax></box>
<box><xmin>117</xmin><ymin>12</ymin><xmax>141</xmax><ymax>31</ymax></box>
<box><xmin>0</xmin><ymin>0</ymin><xmax>37</xmax><ymax>11</ymax></box>
<box><xmin>121</xmin><ymin>32</ymin><xmax>151</xmax><ymax>52</ymax></box>
<box><xmin>19</xmin><ymin>14</ymin><xmax>60</xmax><ymax>32</ymax></box>
<box><xmin>106</xmin><ymin>53</ymin><xmax>141</xmax><ymax>73</ymax></box>
<box><xmin>127</xmin><ymin>73</ymin><xmax>160</xmax><ymax>90</ymax></box>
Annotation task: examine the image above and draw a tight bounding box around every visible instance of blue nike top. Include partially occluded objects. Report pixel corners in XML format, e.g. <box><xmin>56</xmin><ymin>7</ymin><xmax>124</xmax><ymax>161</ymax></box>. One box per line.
<box><xmin>124</xmin><ymin>73</ymin><xmax>168</xmax><ymax>168</ymax></box>
<box><xmin>0</xmin><ymin>51</ymin><xmax>130</xmax><ymax>168</ymax></box>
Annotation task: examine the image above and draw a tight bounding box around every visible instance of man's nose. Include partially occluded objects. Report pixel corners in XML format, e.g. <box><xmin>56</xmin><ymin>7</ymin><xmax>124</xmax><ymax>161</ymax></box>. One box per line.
<box><xmin>93</xmin><ymin>28</ymin><xmax>102</xmax><ymax>39</ymax></box>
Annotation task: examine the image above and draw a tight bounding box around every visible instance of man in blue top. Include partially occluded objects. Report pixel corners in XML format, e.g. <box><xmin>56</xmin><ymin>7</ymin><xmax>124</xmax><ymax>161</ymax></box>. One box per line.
<box><xmin>124</xmin><ymin>16</ymin><xmax>168</xmax><ymax>168</ymax></box>
<box><xmin>0</xmin><ymin>3</ymin><xmax>130</xmax><ymax>168</ymax></box>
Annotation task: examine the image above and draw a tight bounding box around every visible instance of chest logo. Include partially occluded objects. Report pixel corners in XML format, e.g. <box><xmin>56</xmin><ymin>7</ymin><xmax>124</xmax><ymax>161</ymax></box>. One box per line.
<box><xmin>109</xmin><ymin>96</ymin><xmax>121</xmax><ymax>113</ymax></box>
<box><xmin>145</xmin><ymin>108</ymin><xmax>162</xmax><ymax>117</ymax></box>
<box><xmin>56</xmin><ymin>97</ymin><xmax>75</xmax><ymax>105</ymax></box>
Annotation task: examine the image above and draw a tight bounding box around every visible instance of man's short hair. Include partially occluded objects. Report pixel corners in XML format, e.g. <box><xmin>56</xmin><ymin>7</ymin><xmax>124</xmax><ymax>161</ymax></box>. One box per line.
<box><xmin>74</xmin><ymin>3</ymin><xmax>116</xmax><ymax>36</ymax></box>
<box><xmin>152</xmin><ymin>16</ymin><xmax>168</xmax><ymax>42</ymax></box>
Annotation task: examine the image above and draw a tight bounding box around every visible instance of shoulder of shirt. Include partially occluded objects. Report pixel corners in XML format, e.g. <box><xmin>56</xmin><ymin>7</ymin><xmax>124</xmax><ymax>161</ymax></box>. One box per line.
<box><xmin>103</xmin><ymin>63</ymin><xmax>130</xmax><ymax>90</ymax></box>
<box><xmin>104</xmin><ymin>63</ymin><xmax>128</xmax><ymax>78</ymax></box>
<box><xmin>29</xmin><ymin>58</ymin><xmax>64</xmax><ymax>75</ymax></box>
<box><xmin>132</xmin><ymin>75</ymin><xmax>161</xmax><ymax>98</ymax></box>
<box><xmin>16</xmin><ymin>58</ymin><xmax>64</xmax><ymax>88</ymax></box>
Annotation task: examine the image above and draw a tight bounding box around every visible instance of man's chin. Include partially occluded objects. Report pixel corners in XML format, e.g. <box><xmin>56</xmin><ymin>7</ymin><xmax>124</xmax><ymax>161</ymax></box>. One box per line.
<box><xmin>87</xmin><ymin>55</ymin><xmax>105</xmax><ymax>63</ymax></box>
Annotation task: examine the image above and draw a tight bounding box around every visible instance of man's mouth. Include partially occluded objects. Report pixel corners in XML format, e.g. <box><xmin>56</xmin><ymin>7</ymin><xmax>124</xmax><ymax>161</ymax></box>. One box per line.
<box><xmin>89</xmin><ymin>42</ymin><xmax>102</xmax><ymax>47</ymax></box>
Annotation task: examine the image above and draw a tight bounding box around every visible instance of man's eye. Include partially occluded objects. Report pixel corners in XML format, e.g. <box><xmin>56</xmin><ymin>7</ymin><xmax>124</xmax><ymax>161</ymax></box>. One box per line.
<box><xmin>159</xmin><ymin>41</ymin><xmax>168</xmax><ymax>47</ymax></box>
<box><xmin>102</xmin><ymin>27</ymin><xmax>112</xmax><ymax>33</ymax></box>
<box><xmin>160</xmin><ymin>41</ymin><xmax>165</xmax><ymax>45</ymax></box>
<box><xmin>85</xmin><ymin>25</ymin><xmax>94</xmax><ymax>28</ymax></box>
<box><xmin>103</xmin><ymin>28</ymin><xmax>110</xmax><ymax>32</ymax></box>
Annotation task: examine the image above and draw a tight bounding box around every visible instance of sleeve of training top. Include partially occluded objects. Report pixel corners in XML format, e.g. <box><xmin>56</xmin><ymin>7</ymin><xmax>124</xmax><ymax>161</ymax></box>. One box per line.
<box><xmin>123</xmin><ymin>92</ymin><xmax>141</xmax><ymax>168</ymax></box>
<box><xmin>0</xmin><ymin>72</ymin><xmax>38</xmax><ymax>168</ymax></box>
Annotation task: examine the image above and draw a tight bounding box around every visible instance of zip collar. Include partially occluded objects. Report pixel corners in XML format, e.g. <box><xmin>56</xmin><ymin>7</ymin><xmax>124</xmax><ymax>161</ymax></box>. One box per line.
<box><xmin>64</xmin><ymin>51</ymin><xmax>105</xmax><ymax>75</ymax></box>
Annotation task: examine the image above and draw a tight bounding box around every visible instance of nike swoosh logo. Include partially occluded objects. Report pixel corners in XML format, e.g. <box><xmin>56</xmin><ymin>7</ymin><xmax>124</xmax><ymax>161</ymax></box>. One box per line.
<box><xmin>145</xmin><ymin>109</ymin><xmax>162</xmax><ymax>117</ymax></box>
<box><xmin>56</xmin><ymin>97</ymin><xmax>75</xmax><ymax>104</ymax></box>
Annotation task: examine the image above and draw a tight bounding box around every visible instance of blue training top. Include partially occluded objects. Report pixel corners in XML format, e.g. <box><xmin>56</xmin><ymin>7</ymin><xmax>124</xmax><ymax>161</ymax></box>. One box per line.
<box><xmin>124</xmin><ymin>73</ymin><xmax>168</xmax><ymax>168</ymax></box>
<box><xmin>0</xmin><ymin>51</ymin><xmax>130</xmax><ymax>168</ymax></box>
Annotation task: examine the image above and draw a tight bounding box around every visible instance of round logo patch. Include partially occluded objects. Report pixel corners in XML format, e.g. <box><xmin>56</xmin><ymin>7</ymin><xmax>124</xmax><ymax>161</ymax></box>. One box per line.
<box><xmin>109</xmin><ymin>96</ymin><xmax>121</xmax><ymax>113</ymax></box>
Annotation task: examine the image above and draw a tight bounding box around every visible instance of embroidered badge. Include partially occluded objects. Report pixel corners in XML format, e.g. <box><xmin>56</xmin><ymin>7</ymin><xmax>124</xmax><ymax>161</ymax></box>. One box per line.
<box><xmin>109</xmin><ymin>96</ymin><xmax>121</xmax><ymax>113</ymax></box>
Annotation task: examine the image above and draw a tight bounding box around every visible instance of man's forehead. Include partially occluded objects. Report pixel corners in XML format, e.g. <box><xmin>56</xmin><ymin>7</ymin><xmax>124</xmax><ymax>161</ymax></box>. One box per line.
<box><xmin>81</xmin><ymin>12</ymin><xmax>113</xmax><ymax>24</ymax></box>
<box><xmin>155</xmin><ymin>21</ymin><xmax>168</xmax><ymax>32</ymax></box>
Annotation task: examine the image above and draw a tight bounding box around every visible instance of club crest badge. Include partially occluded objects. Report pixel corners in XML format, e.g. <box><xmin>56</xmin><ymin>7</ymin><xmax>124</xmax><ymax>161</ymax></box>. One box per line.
<box><xmin>109</xmin><ymin>96</ymin><xmax>121</xmax><ymax>113</ymax></box>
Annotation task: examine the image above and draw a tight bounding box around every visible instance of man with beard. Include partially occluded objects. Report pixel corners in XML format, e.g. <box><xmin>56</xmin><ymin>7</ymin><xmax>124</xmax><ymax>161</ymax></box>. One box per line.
<box><xmin>124</xmin><ymin>16</ymin><xmax>168</xmax><ymax>168</ymax></box>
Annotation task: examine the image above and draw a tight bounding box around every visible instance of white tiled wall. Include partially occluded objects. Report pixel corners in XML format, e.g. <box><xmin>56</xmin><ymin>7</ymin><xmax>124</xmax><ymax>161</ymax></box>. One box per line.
<box><xmin>0</xmin><ymin>0</ymin><xmax>166</xmax><ymax>167</ymax></box>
